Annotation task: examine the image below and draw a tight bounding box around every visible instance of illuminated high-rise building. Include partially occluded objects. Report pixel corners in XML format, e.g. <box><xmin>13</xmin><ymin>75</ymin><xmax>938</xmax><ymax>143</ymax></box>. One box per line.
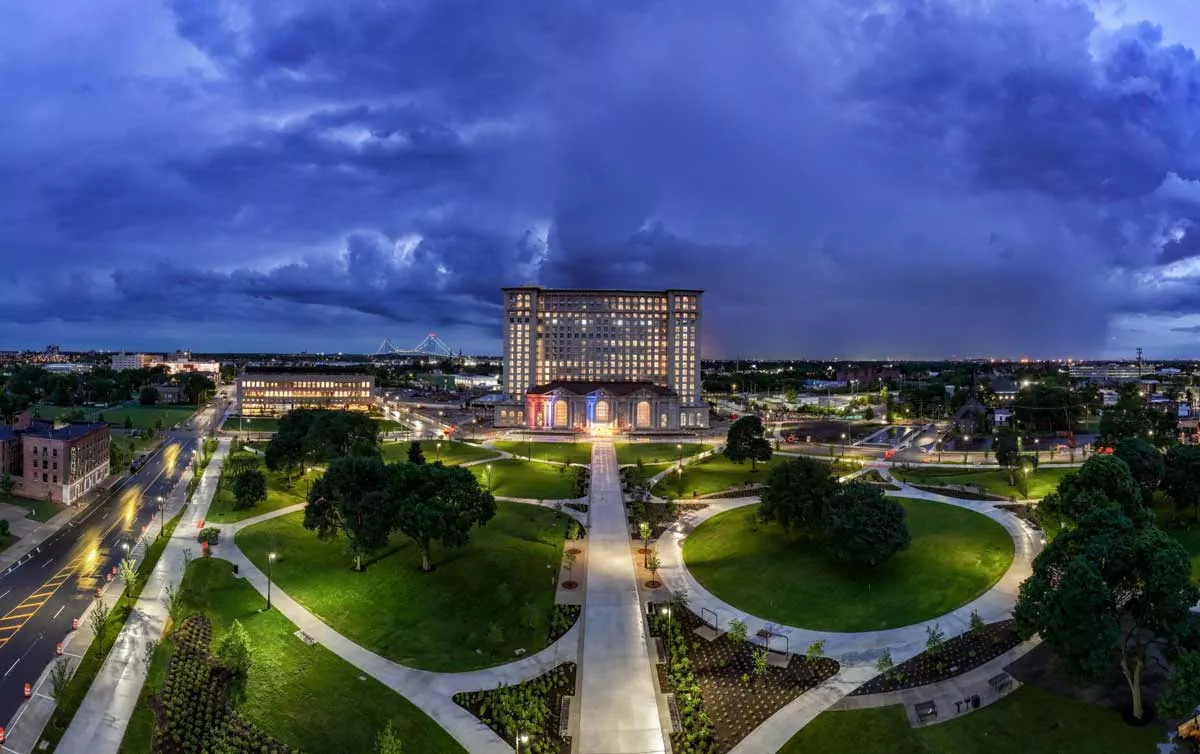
<box><xmin>495</xmin><ymin>287</ymin><xmax>707</xmax><ymax>432</ymax></box>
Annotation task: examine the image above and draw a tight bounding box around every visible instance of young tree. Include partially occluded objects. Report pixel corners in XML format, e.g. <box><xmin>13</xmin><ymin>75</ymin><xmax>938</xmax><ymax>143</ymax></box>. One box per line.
<box><xmin>1113</xmin><ymin>437</ymin><xmax>1165</xmax><ymax>498</ymax></box>
<box><xmin>390</xmin><ymin>463</ymin><xmax>496</xmax><ymax>572</ymax></box>
<box><xmin>824</xmin><ymin>483</ymin><xmax>911</xmax><ymax>567</ymax></box>
<box><xmin>647</xmin><ymin>549</ymin><xmax>661</xmax><ymax>584</ymax></box>
<box><xmin>119</xmin><ymin>558</ymin><xmax>138</xmax><ymax>596</ymax></box>
<box><xmin>303</xmin><ymin>455</ymin><xmax>393</xmax><ymax>571</ymax></box>
<box><xmin>875</xmin><ymin>648</ymin><xmax>894</xmax><ymax>680</ymax></box>
<box><xmin>49</xmin><ymin>658</ymin><xmax>72</xmax><ymax>706</ymax></box>
<box><xmin>1014</xmin><ymin>508</ymin><xmax>1199</xmax><ymax>721</ymax></box>
<box><xmin>969</xmin><ymin>609</ymin><xmax>985</xmax><ymax>634</ymax></box>
<box><xmin>757</xmin><ymin>457</ymin><xmax>839</xmax><ymax>538</ymax></box>
<box><xmin>232</xmin><ymin>469</ymin><xmax>268</xmax><ymax>511</ymax></box>
<box><xmin>638</xmin><ymin>521</ymin><xmax>652</xmax><ymax>567</ymax></box>
<box><xmin>90</xmin><ymin>599</ymin><xmax>112</xmax><ymax>656</ymax></box>
<box><xmin>723</xmin><ymin>415</ymin><xmax>773</xmax><ymax>472</ymax></box>
<box><xmin>1037</xmin><ymin>454</ymin><xmax>1148</xmax><ymax>532</ymax></box>
<box><xmin>993</xmin><ymin>429</ymin><xmax>1020</xmax><ymax>485</ymax></box>
<box><xmin>1164</xmin><ymin>445</ymin><xmax>1200</xmax><ymax>522</ymax></box>
<box><xmin>123</xmin><ymin>415</ymin><xmax>134</xmax><ymax>430</ymax></box>
<box><xmin>215</xmin><ymin>619</ymin><xmax>252</xmax><ymax>676</ymax></box>
<box><xmin>1159</xmin><ymin>649</ymin><xmax>1200</xmax><ymax>718</ymax></box>
<box><xmin>925</xmin><ymin>623</ymin><xmax>945</xmax><ymax>656</ymax></box>
<box><xmin>406</xmin><ymin>441</ymin><xmax>426</xmax><ymax>465</ymax></box>
<box><xmin>562</xmin><ymin>550</ymin><xmax>577</xmax><ymax>581</ymax></box>
<box><xmin>376</xmin><ymin>721</ymin><xmax>404</xmax><ymax>754</ymax></box>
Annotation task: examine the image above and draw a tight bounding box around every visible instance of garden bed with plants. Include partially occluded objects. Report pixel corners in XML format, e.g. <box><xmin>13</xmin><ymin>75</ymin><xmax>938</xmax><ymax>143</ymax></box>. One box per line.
<box><xmin>650</xmin><ymin>604</ymin><xmax>839</xmax><ymax>753</ymax></box>
<box><xmin>548</xmin><ymin>605</ymin><xmax>580</xmax><ymax>643</ymax></box>
<box><xmin>155</xmin><ymin>615</ymin><xmax>299</xmax><ymax>753</ymax></box>
<box><xmin>454</xmin><ymin>663</ymin><xmax>576</xmax><ymax>754</ymax></box>
<box><xmin>858</xmin><ymin>470</ymin><xmax>901</xmax><ymax>490</ymax></box>
<box><xmin>850</xmin><ymin>617</ymin><xmax>1022</xmax><ymax>696</ymax></box>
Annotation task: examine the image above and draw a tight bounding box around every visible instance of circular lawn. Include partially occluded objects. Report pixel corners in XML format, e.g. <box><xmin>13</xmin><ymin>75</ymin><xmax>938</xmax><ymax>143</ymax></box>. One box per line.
<box><xmin>682</xmin><ymin>498</ymin><xmax>1015</xmax><ymax>632</ymax></box>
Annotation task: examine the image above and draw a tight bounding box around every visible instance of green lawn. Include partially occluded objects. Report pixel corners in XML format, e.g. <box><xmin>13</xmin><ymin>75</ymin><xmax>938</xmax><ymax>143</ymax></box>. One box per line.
<box><xmin>236</xmin><ymin>504</ymin><xmax>571</xmax><ymax>671</ymax></box>
<box><xmin>0</xmin><ymin>492</ymin><xmax>65</xmax><ymax>522</ymax></box>
<box><xmin>1157</xmin><ymin>506</ymin><xmax>1200</xmax><ymax>582</ymax></box>
<box><xmin>469</xmin><ymin>458</ymin><xmax>580</xmax><ymax>499</ymax></box>
<box><xmin>491</xmin><ymin>440</ymin><xmax>593</xmax><ymax>465</ymax></box>
<box><xmin>893</xmin><ymin>466</ymin><xmax>1072</xmax><ymax>500</ymax></box>
<box><xmin>380</xmin><ymin>440</ymin><xmax>501</xmax><ymax>466</ymax></box>
<box><xmin>778</xmin><ymin>686</ymin><xmax>1162</xmax><ymax>754</ymax></box>
<box><xmin>614</xmin><ymin>442</ymin><xmax>707</xmax><ymax>466</ymax></box>
<box><xmin>374</xmin><ymin>418</ymin><xmax>407</xmax><ymax>432</ymax></box>
<box><xmin>225</xmin><ymin>415</ymin><xmax>280</xmax><ymax>432</ymax></box>
<box><xmin>205</xmin><ymin>451</ymin><xmax>314</xmax><ymax>523</ymax></box>
<box><xmin>683</xmin><ymin>498</ymin><xmax>1014</xmax><ymax>631</ymax></box>
<box><xmin>33</xmin><ymin>403</ymin><xmax>197</xmax><ymax>430</ymax></box>
<box><xmin>120</xmin><ymin>558</ymin><xmax>464</xmax><ymax>754</ymax></box>
<box><xmin>650</xmin><ymin>453</ymin><xmax>789</xmax><ymax>498</ymax></box>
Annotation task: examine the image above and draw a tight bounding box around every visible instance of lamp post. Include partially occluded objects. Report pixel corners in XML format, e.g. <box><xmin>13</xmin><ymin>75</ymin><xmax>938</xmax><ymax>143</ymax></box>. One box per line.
<box><xmin>266</xmin><ymin>552</ymin><xmax>276</xmax><ymax>610</ymax></box>
<box><xmin>1033</xmin><ymin>437</ymin><xmax>1039</xmax><ymax>462</ymax></box>
<box><xmin>156</xmin><ymin>495</ymin><xmax>165</xmax><ymax>538</ymax></box>
<box><xmin>963</xmin><ymin>435</ymin><xmax>970</xmax><ymax>463</ymax></box>
<box><xmin>437</xmin><ymin>442</ymin><xmax>443</xmax><ymax>462</ymax></box>
<box><xmin>515</xmin><ymin>734</ymin><xmax>529</xmax><ymax>754</ymax></box>
<box><xmin>486</xmin><ymin>463</ymin><xmax>493</xmax><ymax>493</ymax></box>
<box><xmin>661</xmin><ymin>604</ymin><xmax>672</xmax><ymax>635</ymax></box>
<box><xmin>840</xmin><ymin>432</ymin><xmax>847</xmax><ymax>457</ymax></box>
<box><xmin>676</xmin><ymin>442</ymin><xmax>683</xmax><ymax>470</ymax></box>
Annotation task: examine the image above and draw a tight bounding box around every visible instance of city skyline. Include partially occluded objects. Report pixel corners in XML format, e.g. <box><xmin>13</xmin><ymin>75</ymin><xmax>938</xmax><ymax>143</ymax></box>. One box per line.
<box><xmin>7</xmin><ymin>1</ymin><xmax>1200</xmax><ymax>358</ymax></box>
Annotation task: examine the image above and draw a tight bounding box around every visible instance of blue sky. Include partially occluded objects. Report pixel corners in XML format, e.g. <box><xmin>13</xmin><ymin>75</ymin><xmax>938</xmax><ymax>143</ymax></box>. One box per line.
<box><xmin>4</xmin><ymin>0</ymin><xmax>1200</xmax><ymax>359</ymax></box>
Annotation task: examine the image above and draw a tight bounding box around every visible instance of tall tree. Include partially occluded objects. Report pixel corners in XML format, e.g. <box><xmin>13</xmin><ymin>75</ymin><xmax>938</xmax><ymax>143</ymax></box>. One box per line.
<box><xmin>390</xmin><ymin>463</ymin><xmax>496</xmax><ymax>572</ymax></box>
<box><xmin>303</xmin><ymin>455</ymin><xmax>393</xmax><ymax>571</ymax></box>
<box><xmin>1014</xmin><ymin>508</ymin><xmax>1199</xmax><ymax>721</ymax></box>
<box><xmin>993</xmin><ymin>429</ymin><xmax>1021</xmax><ymax>485</ymax></box>
<box><xmin>302</xmin><ymin>410</ymin><xmax>379</xmax><ymax>462</ymax></box>
<box><xmin>407</xmin><ymin>441</ymin><xmax>426</xmax><ymax>465</ymax></box>
<box><xmin>723</xmin><ymin>415</ymin><xmax>773</xmax><ymax>471</ymax></box>
<box><xmin>139</xmin><ymin>386</ymin><xmax>159</xmax><ymax>406</ymax></box>
<box><xmin>1113</xmin><ymin>437</ymin><xmax>1165</xmax><ymax>499</ymax></box>
<box><xmin>758</xmin><ymin>457</ymin><xmax>839</xmax><ymax>538</ymax></box>
<box><xmin>232</xmin><ymin>469</ymin><xmax>268</xmax><ymax>511</ymax></box>
<box><xmin>824</xmin><ymin>483</ymin><xmax>911</xmax><ymax>567</ymax></box>
<box><xmin>1037</xmin><ymin>454</ymin><xmax>1148</xmax><ymax>532</ymax></box>
<box><xmin>1098</xmin><ymin>385</ymin><xmax>1152</xmax><ymax>445</ymax></box>
<box><xmin>1164</xmin><ymin>445</ymin><xmax>1200</xmax><ymax>522</ymax></box>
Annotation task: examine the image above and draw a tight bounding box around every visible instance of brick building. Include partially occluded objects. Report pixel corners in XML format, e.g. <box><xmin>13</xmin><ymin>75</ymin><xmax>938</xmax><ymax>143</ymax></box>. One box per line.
<box><xmin>0</xmin><ymin>412</ymin><xmax>110</xmax><ymax>504</ymax></box>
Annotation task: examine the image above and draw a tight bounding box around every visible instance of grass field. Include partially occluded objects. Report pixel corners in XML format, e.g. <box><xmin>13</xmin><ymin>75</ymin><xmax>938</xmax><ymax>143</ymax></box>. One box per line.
<box><xmin>119</xmin><ymin>558</ymin><xmax>465</xmax><ymax>754</ymax></box>
<box><xmin>380</xmin><ymin>439</ymin><xmax>500</xmax><ymax>466</ymax></box>
<box><xmin>0</xmin><ymin>491</ymin><xmax>65</xmax><ymax>522</ymax></box>
<box><xmin>650</xmin><ymin>453</ymin><xmax>789</xmax><ymax>498</ymax></box>
<box><xmin>225</xmin><ymin>415</ymin><xmax>280</xmax><ymax>432</ymax></box>
<box><xmin>614</xmin><ymin>442</ymin><xmax>707</xmax><ymax>466</ymax></box>
<box><xmin>469</xmin><ymin>458</ymin><xmax>580</xmax><ymax>499</ymax></box>
<box><xmin>236</xmin><ymin>503</ymin><xmax>571</xmax><ymax>671</ymax></box>
<box><xmin>777</xmin><ymin>686</ymin><xmax>1161</xmax><ymax>754</ymax></box>
<box><xmin>205</xmin><ymin>450</ymin><xmax>315</xmax><ymax>523</ymax></box>
<box><xmin>491</xmin><ymin>440</ymin><xmax>593</xmax><ymax>465</ymax></box>
<box><xmin>893</xmin><ymin>465</ymin><xmax>1072</xmax><ymax>500</ymax></box>
<box><xmin>683</xmin><ymin>498</ymin><xmax>1014</xmax><ymax>631</ymax></box>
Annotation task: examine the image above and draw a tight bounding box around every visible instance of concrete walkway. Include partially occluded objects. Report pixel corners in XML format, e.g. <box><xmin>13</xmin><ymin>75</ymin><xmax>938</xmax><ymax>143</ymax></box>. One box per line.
<box><xmin>57</xmin><ymin>438</ymin><xmax>232</xmax><ymax>754</ymax></box>
<box><xmin>658</xmin><ymin>480</ymin><xmax>1043</xmax><ymax>753</ymax></box>
<box><xmin>577</xmin><ymin>442</ymin><xmax>666</xmax><ymax>754</ymax></box>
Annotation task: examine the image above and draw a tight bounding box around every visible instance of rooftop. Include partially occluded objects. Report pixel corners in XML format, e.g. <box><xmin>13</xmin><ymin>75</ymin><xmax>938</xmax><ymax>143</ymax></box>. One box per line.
<box><xmin>19</xmin><ymin>421</ymin><xmax>108</xmax><ymax>441</ymax></box>
<box><xmin>503</xmin><ymin>286</ymin><xmax>702</xmax><ymax>295</ymax></box>
<box><xmin>241</xmin><ymin>366</ymin><xmax>373</xmax><ymax>376</ymax></box>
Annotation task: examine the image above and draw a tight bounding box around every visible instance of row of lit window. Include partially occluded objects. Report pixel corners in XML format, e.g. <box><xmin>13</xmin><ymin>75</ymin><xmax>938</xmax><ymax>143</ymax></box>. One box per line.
<box><xmin>246</xmin><ymin>391</ymin><xmax>369</xmax><ymax>398</ymax></box>
<box><xmin>242</xmin><ymin>380</ymin><xmax>370</xmax><ymax>388</ymax></box>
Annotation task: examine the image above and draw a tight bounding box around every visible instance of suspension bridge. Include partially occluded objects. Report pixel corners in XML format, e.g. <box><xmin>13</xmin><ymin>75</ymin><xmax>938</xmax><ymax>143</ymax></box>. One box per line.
<box><xmin>375</xmin><ymin>333</ymin><xmax>455</xmax><ymax>357</ymax></box>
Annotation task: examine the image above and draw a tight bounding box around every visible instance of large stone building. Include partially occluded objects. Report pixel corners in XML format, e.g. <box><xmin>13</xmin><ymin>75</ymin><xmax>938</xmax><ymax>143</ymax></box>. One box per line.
<box><xmin>494</xmin><ymin>287</ymin><xmax>707</xmax><ymax>433</ymax></box>
<box><xmin>0</xmin><ymin>412</ymin><xmax>110</xmax><ymax>504</ymax></box>
<box><xmin>236</xmin><ymin>368</ymin><xmax>375</xmax><ymax>416</ymax></box>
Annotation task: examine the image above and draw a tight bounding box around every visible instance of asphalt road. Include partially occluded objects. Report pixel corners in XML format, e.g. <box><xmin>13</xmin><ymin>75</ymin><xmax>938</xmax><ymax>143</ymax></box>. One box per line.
<box><xmin>0</xmin><ymin>400</ymin><xmax>226</xmax><ymax>730</ymax></box>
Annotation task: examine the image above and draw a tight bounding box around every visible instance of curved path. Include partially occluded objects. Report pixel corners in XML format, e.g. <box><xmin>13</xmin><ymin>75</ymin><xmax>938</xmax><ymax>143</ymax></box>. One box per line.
<box><xmin>656</xmin><ymin>469</ymin><xmax>1043</xmax><ymax>753</ymax></box>
<box><xmin>216</xmin><ymin>500</ymin><xmax>582</xmax><ymax>754</ymax></box>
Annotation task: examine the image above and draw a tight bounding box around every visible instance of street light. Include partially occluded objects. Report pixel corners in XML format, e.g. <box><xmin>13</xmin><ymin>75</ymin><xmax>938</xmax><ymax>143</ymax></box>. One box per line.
<box><xmin>1033</xmin><ymin>437</ymin><xmax>1039</xmax><ymax>462</ymax></box>
<box><xmin>266</xmin><ymin>552</ymin><xmax>277</xmax><ymax>610</ymax></box>
<box><xmin>963</xmin><ymin>435</ymin><xmax>971</xmax><ymax>463</ymax></box>
<box><xmin>486</xmin><ymin>463</ymin><xmax>493</xmax><ymax>493</ymax></box>
<box><xmin>676</xmin><ymin>442</ymin><xmax>683</xmax><ymax>469</ymax></box>
<box><xmin>840</xmin><ymin>432</ymin><xmax>847</xmax><ymax>457</ymax></box>
<box><xmin>156</xmin><ymin>495</ymin><xmax>165</xmax><ymax>538</ymax></box>
<box><xmin>437</xmin><ymin>442</ymin><xmax>443</xmax><ymax>462</ymax></box>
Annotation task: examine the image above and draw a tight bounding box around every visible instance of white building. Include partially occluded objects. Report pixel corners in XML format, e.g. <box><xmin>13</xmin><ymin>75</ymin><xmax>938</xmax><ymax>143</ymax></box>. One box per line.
<box><xmin>495</xmin><ymin>287</ymin><xmax>707</xmax><ymax>432</ymax></box>
<box><xmin>110</xmin><ymin>352</ymin><xmax>154</xmax><ymax>371</ymax></box>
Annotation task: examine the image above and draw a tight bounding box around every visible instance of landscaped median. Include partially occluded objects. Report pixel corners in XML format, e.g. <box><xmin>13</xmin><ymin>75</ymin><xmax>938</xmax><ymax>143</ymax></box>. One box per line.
<box><xmin>234</xmin><ymin>502</ymin><xmax>577</xmax><ymax>671</ymax></box>
<box><xmin>118</xmin><ymin>557</ymin><xmax>465</xmax><ymax>754</ymax></box>
<box><xmin>682</xmin><ymin>499</ymin><xmax>1015</xmax><ymax>632</ymax></box>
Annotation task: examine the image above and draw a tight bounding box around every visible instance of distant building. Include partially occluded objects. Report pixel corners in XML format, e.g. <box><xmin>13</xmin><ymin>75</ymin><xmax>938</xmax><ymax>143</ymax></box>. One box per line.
<box><xmin>1100</xmin><ymin>389</ymin><xmax>1120</xmax><ymax>406</ymax></box>
<box><xmin>835</xmin><ymin>367</ymin><xmax>900</xmax><ymax>385</ymax></box>
<box><xmin>154</xmin><ymin>385</ymin><xmax>185</xmax><ymax>404</ymax></box>
<box><xmin>167</xmin><ymin>350</ymin><xmax>192</xmax><ymax>362</ymax></box>
<box><xmin>111</xmin><ymin>352</ymin><xmax>156</xmax><ymax>371</ymax></box>
<box><xmin>236</xmin><ymin>368</ymin><xmax>374</xmax><ymax>417</ymax></box>
<box><xmin>989</xmin><ymin>377</ymin><xmax>1018</xmax><ymax>403</ymax></box>
<box><xmin>1069</xmin><ymin>363</ymin><xmax>1146</xmax><ymax>384</ymax></box>
<box><xmin>0</xmin><ymin>411</ymin><xmax>109</xmax><ymax>504</ymax></box>
<box><xmin>45</xmin><ymin>344</ymin><xmax>60</xmax><ymax>355</ymax></box>
<box><xmin>992</xmin><ymin>408</ymin><xmax>1013</xmax><ymax>426</ymax></box>
<box><xmin>41</xmin><ymin>363</ymin><xmax>92</xmax><ymax>375</ymax></box>
<box><xmin>430</xmin><ymin>373</ymin><xmax>500</xmax><ymax>391</ymax></box>
<box><xmin>153</xmin><ymin>359</ymin><xmax>221</xmax><ymax>380</ymax></box>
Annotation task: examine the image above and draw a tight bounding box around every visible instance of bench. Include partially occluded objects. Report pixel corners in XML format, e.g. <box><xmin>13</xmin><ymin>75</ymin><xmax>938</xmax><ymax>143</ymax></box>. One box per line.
<box><xmin>915</xmin><ymin>701</ymin><xmax>938</xmax><ymax>723</ymax></box>
<box><xmin>988</xmin><ymin>672</ymin><xmax>1014</xmax><ymax>695</ymax></box>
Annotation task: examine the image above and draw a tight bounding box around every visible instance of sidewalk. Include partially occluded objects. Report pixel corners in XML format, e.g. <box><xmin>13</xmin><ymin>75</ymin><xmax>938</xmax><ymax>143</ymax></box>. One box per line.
<box><xmin>53</xmin><ymin>438</ymin><xmax>231</xmax><ymax>754</ymax></box>
<box><xmin>0</xmin><ymin>472</ymin><xmax>124</xmax><ymax>574</ymax></box>
<box><xmin>576</xmin><ymin>442</ymin><xmax>666</xmax><ymax>754</ymax></box>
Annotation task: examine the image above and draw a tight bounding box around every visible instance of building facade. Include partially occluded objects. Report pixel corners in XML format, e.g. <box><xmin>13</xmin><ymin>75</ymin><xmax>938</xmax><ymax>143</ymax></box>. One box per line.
<box><xmin>1069</xmin><ymin>363</ymin><xmax>1147</xmax><ymax>384</ymax></box>
<box><xmin>0</xmin><ymin>412</ymin><xmax>110</xmax><ymax>504</ymax></box>
<box><xmin>110</xmin><ymin>352</ymin><xmax>155</xmax><ymax>371</ymax></box>
<box><xmin>236</xmin><ymin>369</ymin><xmax>375</xmax><ymax>416</ymax></box>
<box><xmin>495</xmin><ymin>287</ymin><xmax>707</xmax><ymax>432</ymax></box>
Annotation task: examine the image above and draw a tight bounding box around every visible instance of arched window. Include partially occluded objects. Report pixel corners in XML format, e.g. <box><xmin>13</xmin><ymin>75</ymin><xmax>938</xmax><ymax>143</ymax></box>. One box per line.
<box><xmin>636</xmin><ymin>401</ymin><xmax>651</xmax><ymax>427</ymax></box>
<box><xmin>554</xmin><ymin>401</ymin><xmax>568</xmax><ymax>427</ymax></box>
<box><xmin>595</xmin><ymin>400</ymin><xmax>610</xmax><ymax>423</ymax></box>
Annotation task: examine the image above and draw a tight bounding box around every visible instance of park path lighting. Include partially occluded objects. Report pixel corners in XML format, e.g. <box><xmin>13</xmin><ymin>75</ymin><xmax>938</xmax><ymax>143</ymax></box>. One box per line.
<box><xmin>486</xmin><ymin>463</ymin><xmax>493</xmax><ymax>493</ymax></box>
<box><xmin>516</xmin><ymin>733</ymin><xmax>530</xmax><ymax>753</ymax></box>
<box><xmin>840</xmin><ymin>432</ymin><xmax>847</xmax><ymax>457</ymax></box>
<box><xmin>676</xmin><ymin>442</ymin><xmax>683</xmax><ymax>469</ymax></box>
<box><xmin>963</xmin><ymin>435</ymin><xmax>971</xmax><ymax>463</ymax></box>
<box><xmin>437</xmin><ymin>442</ymin><xmax>443</xmax><ymax>462</ymax></box>
<box><xmin>156</xmin><ymin>495</ymin><xmax>165</xmax><ymax>538</ymax></box>
<box><xmin>267</xmin><ymin>552</ymin><xmax>277</xmax><ymax>610</ymax></box>
<box><xmin>1033</xmin><ymin>437</ymin><xmax>1039</xmax><ymax>462</ymax></box>
<box><xmin>661</xmin><ymin>604</ymin><xmax>672</xmax><ymax>635</ymax></box>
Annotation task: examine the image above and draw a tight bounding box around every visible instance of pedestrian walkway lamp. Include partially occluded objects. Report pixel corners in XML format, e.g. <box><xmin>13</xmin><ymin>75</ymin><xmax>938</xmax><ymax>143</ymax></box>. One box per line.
<box><xmin>963</xmin><ymin>435</ymin><xmax>970</xmax><ymax>463</ymax></box>
<box><xmin>676</xmin><ymin>443</ymin><xmax>683</xmax><ymax>469</ymax></box>
<box><xmin>486</xmin><ymin>463</ymin><xmax>493</xmax><ymax>493</ymax></box>
<box><xmin>267</xmin><ymin>552</ymin><xmax>276</xmax><ymax>610</ymax></box>
<box><xmin>516</xmin><ymin>733</ymin><xmax>529</xmax><ymax>753</ymax></box>
<box><xmin>1033</xmin><ymin>437</ymin><xmax>1039</xmax><ymax>462</ymax></box>
<box><xmin>661</xmin><ymin>604</ymin><xmax>672</xmax><ymax>635</ymax></box>
<box><xmin>437</xmin><ymin>442</ymin><xmax>443</xmax><ymax>462</ymax></box>
<box><xmin>157</xmin><ymin>496</ymin><xmax>165</xmax><ymax>538</ymax></box>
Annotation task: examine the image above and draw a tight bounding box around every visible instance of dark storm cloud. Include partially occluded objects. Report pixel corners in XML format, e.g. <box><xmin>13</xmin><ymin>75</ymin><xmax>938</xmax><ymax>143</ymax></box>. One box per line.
<box><xmin>4</xmin><ymin>0</ymin><xmax>1200</xmax><ymax>355</ymax></box>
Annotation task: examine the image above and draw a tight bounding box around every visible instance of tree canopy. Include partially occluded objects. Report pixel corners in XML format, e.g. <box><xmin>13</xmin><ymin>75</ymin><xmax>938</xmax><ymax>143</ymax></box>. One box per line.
<box><xmin>758</xmin><ymin>457</ymin><xmax>840</xmax><ymax>538</ymax></box>
<box><xmin>266</xmin><ymin>409</ymin><xmax>379</xmax><ymax>474</ymax></box>
<box><xmin>723</xmin><ymin>415</ymin><xmax>773</xmax><ymax>471</ymax></box>
<box><xmin>391</xmin><ymin>462</ymin><xmax>496</xmax><ymax>572</ymax></box>
<box><xmin>824</xmin><ymin>483</ymin><xmax>911</xmax><ymax>567</ymax></box>
<box><xmin>407</xmin><ymin>440</ymin><xmax>425</xmax><ymax>464</ymax></box>
<box><xmin>304</xmin><ymin>455</ymin><xmax>394</xmax><ymax>571</ymax></box>
<box><xmin>1165</xmin><ymin>444</ymin><xmax>1200</xmax><ymax>522</ymax></box>
<box><xmin>1014</xmin><ymin>507</ymin><xmax>1198</xmax><ymax>721</ymax></box>
<box><xmin>1112</xmin><ymin>437</ymin><xmax>1165</xmax><ymax>498</ymax></box>
<box><xmin>232</xmin><ymin>469</ymin><xmax>268</xmax><ymax>511</ymax></box>
<box><xmin>1037</xmin><ymin>454</ymin><xmax>1148</xmax><ymax>532</ymax></box>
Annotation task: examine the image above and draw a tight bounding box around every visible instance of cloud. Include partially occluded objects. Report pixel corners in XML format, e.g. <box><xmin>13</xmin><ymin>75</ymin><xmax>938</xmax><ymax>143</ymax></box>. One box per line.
<box><xmin>4</xmin><ymin>0</ymin><xmax>1200</xmax><ymax>356</ymax></box>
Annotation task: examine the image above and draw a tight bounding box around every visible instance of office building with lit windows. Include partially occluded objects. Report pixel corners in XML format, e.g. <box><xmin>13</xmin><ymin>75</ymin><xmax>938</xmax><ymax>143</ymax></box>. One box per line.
<box><xmin>236</xmin><ymin>368</ymin><xmax>374</xmax><ymax>416</ymax></box>
<box><xmin>495</xmin><ymin>287</ymin><xmax>707</xmax><ymax>432</ymax></box>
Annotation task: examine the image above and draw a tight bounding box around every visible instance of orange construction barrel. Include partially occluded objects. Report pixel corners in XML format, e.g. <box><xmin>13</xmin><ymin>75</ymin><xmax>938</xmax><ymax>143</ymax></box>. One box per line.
<box><xmin>56</xmin><ymin>642</ymin><xmax>62</xmax><ymax>656</ymax></box>
<box><xmin>1</xmin><ymin>725</ymin><xmax>7</xmax><ymax>742</ymax></box>
<box><xmin>23</xmin><ymin>683</ymin><xmax>31</xmax><ymax>698</ymax></box>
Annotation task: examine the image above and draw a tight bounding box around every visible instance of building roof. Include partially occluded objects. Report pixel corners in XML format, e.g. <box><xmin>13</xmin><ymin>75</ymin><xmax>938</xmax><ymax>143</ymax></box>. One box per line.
<box><xmin>241</xmin><ymin>366</ymin><xmax>372</xmax><ymax>376</ymax></box>
<box><xmin>527</xmin><ymin>380</ymin><xmax>677</xmax><ymax>397</ymax></box>
<box><xmin>19</xmin><ymin>422</ymin><xmax>108</xmax><ymax>441</ymax></box>
<box><xmin>990</xmin><ymin>377</ymin><xmax>1018</xmax><ymax>394</ymax></box>
<box><xmin>502</xmin><ymin>286</ymin><xmax>703</xmax><ymax>295</ymax></box>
